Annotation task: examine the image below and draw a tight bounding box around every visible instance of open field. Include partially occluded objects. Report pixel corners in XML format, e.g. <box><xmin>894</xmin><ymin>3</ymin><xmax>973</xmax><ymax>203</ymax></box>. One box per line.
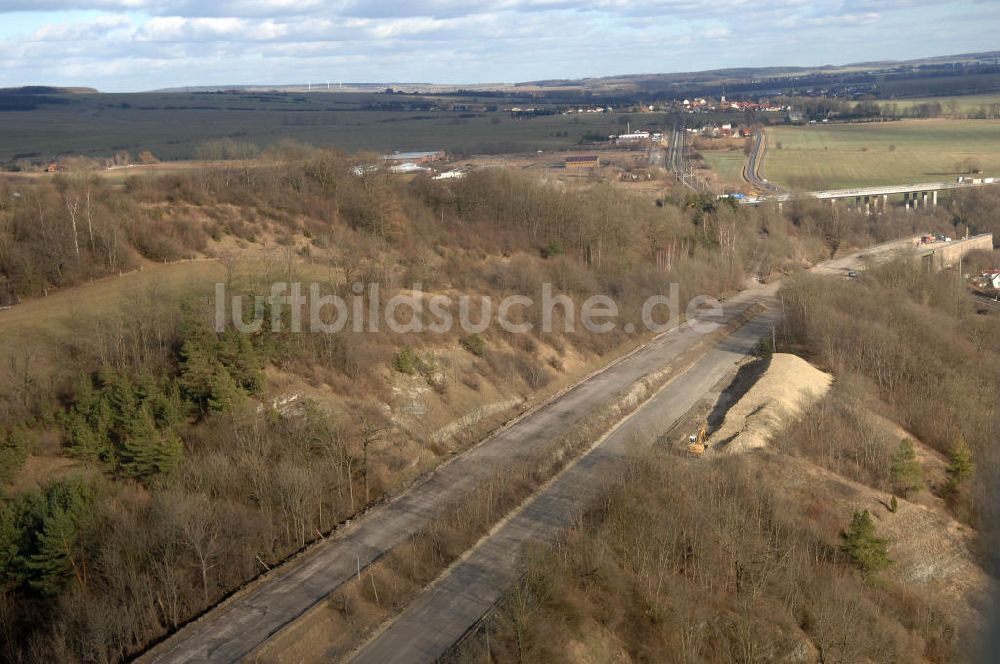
<box><xmin>884</xmin><ymin>92</ymin><xmax>1000</xmax><ymax>115</ymax></box>
<box><xmin>0</xmin><ymin>90</ymin><xmax>672</xmax><ymax>163</ymax></box>
<box><xmin>699</xmin><ymin>150</ymin><xmax>747</xmax><ymax>189</ymax></box>
<box><xmin>762</xmin><ymin>119</ymin><xmax>1000</xmax><ymax>190</ymax></box>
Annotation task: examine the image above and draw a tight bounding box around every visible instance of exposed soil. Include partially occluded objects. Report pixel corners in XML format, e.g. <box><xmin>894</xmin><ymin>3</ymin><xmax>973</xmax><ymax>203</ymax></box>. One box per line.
<box><xmin>707</xmin><ymin>353</ymin><xmax>832</xmax><ymax>453</ymax></box>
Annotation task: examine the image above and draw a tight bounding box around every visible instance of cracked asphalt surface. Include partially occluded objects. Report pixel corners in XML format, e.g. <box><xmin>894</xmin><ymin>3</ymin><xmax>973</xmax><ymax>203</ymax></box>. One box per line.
<box><xmin>144</xmin><ymin>237</ymin><xmax>919</xmax><ymax>663</ymax></box>
<box><xmin>142</xmin><ymin>284</ymin><xmax>778</xmax><ymax>663</ymax></box>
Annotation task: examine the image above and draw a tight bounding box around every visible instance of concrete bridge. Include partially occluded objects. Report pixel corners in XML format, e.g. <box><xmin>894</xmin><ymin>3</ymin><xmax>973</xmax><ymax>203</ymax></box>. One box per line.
<box><xmin>744</xmin><ymin>178</ymin><xmax>998</xmax><ymax>214</ymax></box>
<box><xmin>916</xmin><ymin>233</ymin><xmax>994</xmax><ymax>271</ymax></box>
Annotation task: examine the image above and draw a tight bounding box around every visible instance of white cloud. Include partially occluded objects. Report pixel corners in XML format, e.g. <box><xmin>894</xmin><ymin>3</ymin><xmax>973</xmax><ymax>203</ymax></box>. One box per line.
<box><xmin>30</xmin><ymin>13</ymin><xmax>131</xmax><ymax>41</ymax></box>
<box><xmin>0</xmin><ymin>0</ymin><xmax>993</xmax><ymax>89</ymax></box>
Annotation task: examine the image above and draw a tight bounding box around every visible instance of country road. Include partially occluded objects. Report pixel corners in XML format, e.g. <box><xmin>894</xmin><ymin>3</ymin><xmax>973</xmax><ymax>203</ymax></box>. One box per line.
<box><xmin>743</xmin><ymin>128</ymin><xmax>783</xmax><ymax>194</ymax></box>
<box><xmin>142</xmin><ymin>238</ymin><xmax>917</xmax><ymax>664</ymax></box>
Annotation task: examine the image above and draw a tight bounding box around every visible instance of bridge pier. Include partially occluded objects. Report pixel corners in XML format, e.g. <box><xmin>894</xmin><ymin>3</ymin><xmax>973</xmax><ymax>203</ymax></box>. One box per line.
<box><xmin>932</xmin><ymin>190</ymin><xmax>938</xmax><ymax>206</ymax></box>
<box><xmin>883</xmin><ymin>194</ymin><xmax>888</xmax><ymax>213</ymax></box>
<box><xmin>923</xmin><ymin>192</ymin><xmax>929</xmax><ymax>208</ymax></box>
<box><xmin>864</xmin><ymin>195</ymin><xmax>871</xmax><ymax>216</ymax></box>
<box><xmin>903</xmin><ymin>192</ymin><xmax>910</xmax><ymax>211</ymax></box>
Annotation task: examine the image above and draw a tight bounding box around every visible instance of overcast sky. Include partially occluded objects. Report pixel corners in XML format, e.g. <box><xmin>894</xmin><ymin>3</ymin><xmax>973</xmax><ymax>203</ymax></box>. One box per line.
<box><xmin>0</xmin><ymin>1</ymin><xmax>996</xmax><ymax>91</ymax></box>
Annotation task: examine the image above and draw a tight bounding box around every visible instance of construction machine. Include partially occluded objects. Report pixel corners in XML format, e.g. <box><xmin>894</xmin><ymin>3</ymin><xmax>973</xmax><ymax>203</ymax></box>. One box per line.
<box><xmin>687</xmin><ymin>422</ymin><xmax>708</xmax><ymax>456</ymax></box>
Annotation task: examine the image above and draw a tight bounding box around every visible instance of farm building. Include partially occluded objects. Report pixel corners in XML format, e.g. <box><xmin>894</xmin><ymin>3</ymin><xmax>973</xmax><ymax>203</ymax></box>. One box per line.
<box><xmin>565</xmin><ymin>155</ymin><xmax>600</xmax><ymax>170</ymax></box>
<box><xmin>389</xmin><ymin>162</ymin><xmax>431</xmax><ymax>174</ymax></box>
<box><xmin>383</xmin><ymin>150</ymin><xmax>445</xmax><ymax>165</ymax></box>
<box><xmin>615</xmin><ymin>131</ymin><xmax>651</xmax><ymax>145</ymax></box>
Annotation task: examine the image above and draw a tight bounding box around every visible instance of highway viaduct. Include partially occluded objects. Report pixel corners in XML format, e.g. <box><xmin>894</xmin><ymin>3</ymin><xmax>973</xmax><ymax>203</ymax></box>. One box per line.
<box><xmin>743</xmin><ymin>178</ymin><xmax>999</xmax><ymax>214</ymax></box>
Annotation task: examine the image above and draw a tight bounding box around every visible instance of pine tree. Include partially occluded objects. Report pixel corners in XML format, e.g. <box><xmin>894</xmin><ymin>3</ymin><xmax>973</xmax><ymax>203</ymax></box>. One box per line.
<box><xmin>0</xmin><ymin>427</ymin><xmax>31</xmax><ymax>484</ymax></box>
<box><xmin>25</xmin><ymin>480</ymin><xmax>94</xmax><ymax>596</ymax></box>
<box><xmin>119</xmin><ymin>407</ymin><xmax>184</xmax><ymax>479</ymax></box>
<box><xmin>207</xmin><ymin>369</ymin><xmax>243</xmax><ymax>413</ymax></box>
<box><xmin>841</xmin><ymin>509</ymin><xmax>891</xmax><ymax>576</ymax></box>
<box><xmin>946</xmin><ymin>437</ymin><xmax>975</xmax><ymax>492</ymax></box>
<box><xmin>98</xmin><ymin>366</ymin><xmax>137</xmax><ymax>436</ymax></box>
<box><xmin>61</xmin><ymin>373</ymin><xmax>113</xmax><ymax>462</ymax></box>
<box><xmin>890</xmin><ymin>438</ymin><xmax>923</xmax><ymax>497</ymax></box>
<box><xmin>27</xmin><ymin>505</ymin><xmax>78</xmax><ymax>596</ymax></box>
<box><xmin>0</xmin><ymin>501</ymin><xmax>25</xmax><ymax>592</ymax></box>
<box><xmin>218</xmin><ymin>327</ymin><xmax>263</xmax><ymax>393</ymax></box>
<box><xmin>136</xmin><ymin>372</ymin><xmax>185</xmax><ymax>429</ymax></box>
<box><xmin>178</xmin><ymin>336</ymin><xmax>223</xmax><ymax>412</ymax></box>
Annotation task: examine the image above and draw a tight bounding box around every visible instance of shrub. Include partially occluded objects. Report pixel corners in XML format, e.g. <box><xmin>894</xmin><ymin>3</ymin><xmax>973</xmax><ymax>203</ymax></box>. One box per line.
<box><xmin>460</xmin><ymin>334</ymin><xmax>486</xmax><ymax>358</ymax></box>
<box><xmin>540</xmin><ymin>242</ymin><xmax>563</xmax><ymax>259</ymax></box>
<box><xmin>393</xmin><ymin>346</ymin><xmax>420</xmax><ymax>375</ymax></box>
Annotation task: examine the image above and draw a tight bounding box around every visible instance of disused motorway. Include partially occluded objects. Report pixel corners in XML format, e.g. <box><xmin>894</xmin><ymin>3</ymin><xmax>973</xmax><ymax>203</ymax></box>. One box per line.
<box><xmin>141</xmin><ymin>239</ymin><xmax>917</xmax><ymax>664</ymax></box>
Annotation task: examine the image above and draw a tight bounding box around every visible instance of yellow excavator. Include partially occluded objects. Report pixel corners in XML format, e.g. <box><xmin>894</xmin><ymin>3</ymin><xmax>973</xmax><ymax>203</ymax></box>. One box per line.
<box><xmin>687</xmin><ymin>422</ymin><xmax>708</xmax><ymax>456</ymax></box>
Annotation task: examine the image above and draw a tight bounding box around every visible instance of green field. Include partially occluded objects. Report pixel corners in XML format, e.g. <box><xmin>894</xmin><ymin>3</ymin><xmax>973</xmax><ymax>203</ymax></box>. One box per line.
<box><xmin>762</xmin><ymin>119</ymin><xmax>1000</xmax><ymax>190</ymax></box>
<box><xmin>0</xmin><ymin>90</ymin><xmax>671</xmax><ymax>163</ymax></box>
<box><xmin>700</xmin><ymin>150</ymin><xmax>746</xmax><ymax>188</ymax></box>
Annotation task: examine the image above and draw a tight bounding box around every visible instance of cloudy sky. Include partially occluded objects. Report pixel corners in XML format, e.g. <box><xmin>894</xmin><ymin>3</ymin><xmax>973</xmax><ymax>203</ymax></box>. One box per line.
<box><xmin>0</xmin><ymin>1</ymin><xmax>995</xmax><ymax>91</ymax></box>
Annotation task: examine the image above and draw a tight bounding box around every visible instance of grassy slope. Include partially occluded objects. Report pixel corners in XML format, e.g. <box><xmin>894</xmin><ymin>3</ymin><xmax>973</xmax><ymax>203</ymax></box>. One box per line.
<box><xmin>763</xmin><ymin>119</ymin><xmax>1000</xmax><ymax>190</ymax></box>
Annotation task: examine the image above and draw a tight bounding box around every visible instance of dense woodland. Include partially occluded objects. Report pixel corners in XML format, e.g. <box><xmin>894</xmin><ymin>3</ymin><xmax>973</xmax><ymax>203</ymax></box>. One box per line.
<box><xmin>0</xmin><ymin>151</ymin><xmax>998</xmax><ymax>661</ymax></box>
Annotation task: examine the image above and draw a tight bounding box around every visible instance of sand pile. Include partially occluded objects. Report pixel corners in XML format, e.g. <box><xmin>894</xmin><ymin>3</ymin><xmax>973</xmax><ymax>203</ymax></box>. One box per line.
<box><xmin>709</xmin><ymin>353</ymin><xmax>832</xmax><ymax>453</ymax></box>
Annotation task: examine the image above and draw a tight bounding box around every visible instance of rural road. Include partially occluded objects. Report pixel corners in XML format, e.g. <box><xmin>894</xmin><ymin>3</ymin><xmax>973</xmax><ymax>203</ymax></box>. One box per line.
<box><xmin>141</xmin><ymin>283</ymin><xmax>778</xmax><ymax>663</ymax></box>
<box><xmin>346</xmin><ymin>310</ymin><xmax>782</xmax><ymax>664</ymax></box>
<box><xmin>143</xmin><ymin>239</ymin><xmax>916</xmax><ymax>664</ymax></box>
<box><xmin>743</xmin><ymin>128</ymin><xmax>783</xmax><ymax>194</ymax></box>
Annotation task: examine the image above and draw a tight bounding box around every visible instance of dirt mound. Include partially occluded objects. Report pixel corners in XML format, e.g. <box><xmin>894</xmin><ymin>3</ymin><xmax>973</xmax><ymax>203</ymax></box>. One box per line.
<box><xmin>708</xmin><ymin>353</ymin><xmax>832</xmax><ymax>453</ymax></box>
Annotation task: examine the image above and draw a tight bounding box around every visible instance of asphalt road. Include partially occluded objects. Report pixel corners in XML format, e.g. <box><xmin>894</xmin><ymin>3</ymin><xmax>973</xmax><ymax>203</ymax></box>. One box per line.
<box><xmin>743</xmin><ymin>128</ymin><xmax>783</xmax><ymax>194</ymax></box>
<box><xmin>141</xmin><ymin>284</ymin><xmax>778</xmax><ymax>663</ymax></box>
<box><xmin>346</xmin><ymin>310</ymin><xmax>782</xmax><ymax>664</ymax></box>
<box><xmin>343</xmin><ymin>238</ymin><xmax>923</xmax><ymax>663</ymax></box>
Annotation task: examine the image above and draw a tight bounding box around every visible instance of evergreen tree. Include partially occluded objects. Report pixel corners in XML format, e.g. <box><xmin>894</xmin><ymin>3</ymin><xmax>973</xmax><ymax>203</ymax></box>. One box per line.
<box><xmin>0</xmin><ymin>500</ymin><xmax>26</xmax><ymax>592</ymax></box>
<box><xmin>178</xmin><ymin>319</ymin><xmax>255</xmax><ymax>413</ymax></box>
<box><xmin>841</xmin><ymin>509</ymin><xmax>891</xmax><ymax>576</ymax></box>
<box><xmin>206</xmin><ymin>369</ymin><xmax>243</xmax><ymax>413</ymax></box>
<box><xmin>120</xmin><ymin>407</ymin><xmax>184</xmax><ymax>479</ymax></box>
<box><xmin>61</xmin><ymin>373</ymin><xmax>113</xmax><ymax>462</ymax></box>
<box><xmin>97</xmin><ymin>366</ymin><xmax>137</xmax><ymax>436</ymax></box>
<box><xmin>890</xmin><ymin>438</ymin><xmax>923</xmax><ymax>497</ymax></box>
<box><xmin>0</xmin><ymin>427</ymin><xmax>31</xmax><ymax>484</ymax></box>
<box><xmin>136</xmin><ymin>372</ymin><xmax>185</xmax><ymax>429</ymax></box>
<box><xmin>25</xmin><ymin>480</ymin><xmax>94</xmax><ymax>596</ymax></box>
<box><xmin>218</xmin><ymin>327</ymin><xmax>263</xmax><ymax>393</ymax></box>
<box><xmin>946</xmin><ymin>437</ymin><xmax>975</xmax><ymax>492</ymax></box>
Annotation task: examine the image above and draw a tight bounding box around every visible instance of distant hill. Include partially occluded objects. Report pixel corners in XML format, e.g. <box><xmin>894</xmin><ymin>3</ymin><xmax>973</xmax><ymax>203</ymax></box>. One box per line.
<box><xmin>0</xmin><ymin>86</ymin><xmax>98</xmax><ymax>94</ymax></box>
<box><xmin>145</xmin><ymin>50</ymin><xmax>1000</xmax><ymax>99</ymax></box>
<box><xmin>519</xmin><ymin>51</ymin><xmax>1000</xmax><ymax>92</ymax></box>
<box><xmin>0</xmin><ymin>86</ymin><xmax>91</xmax><ymax>111</ymax></box>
